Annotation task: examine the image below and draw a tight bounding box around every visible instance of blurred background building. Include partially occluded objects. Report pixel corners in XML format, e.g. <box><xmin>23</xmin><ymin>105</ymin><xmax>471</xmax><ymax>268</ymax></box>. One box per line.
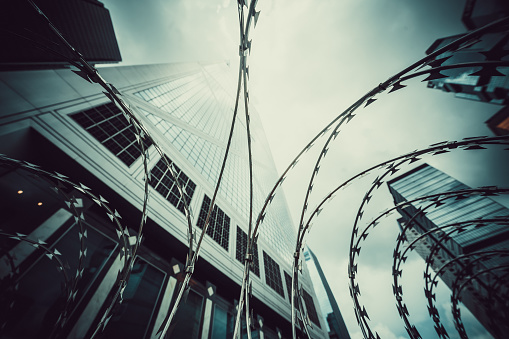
<box><xmin>304</xmin><ymin>248</ymin><xmax>350</xmax><ymax>339</ymax></box>
<box><xmin>424</xmin><ymin>0</ymin><xmax>509</xmax><ymax>136</ymax></box>
<box><xmin>387</xmin><ymin>163</ymin><xmax>509</xmax><ymax>338</ymax></box>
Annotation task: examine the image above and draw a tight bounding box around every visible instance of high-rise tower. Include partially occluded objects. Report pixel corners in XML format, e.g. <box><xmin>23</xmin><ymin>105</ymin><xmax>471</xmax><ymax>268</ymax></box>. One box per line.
<box><xmin>0</xmin><ymin>61</ymin><xmax>327</xmax><ymax>338</ymax></box>
<box><xmin>387</xmin><ymin>163</ymin><xmax>509</xmax><ymax>338</ymax></box>
<box><xmin>304</xmin><ymin>248</ymin><xmax>350</xmax><ymax>339</ymax></box>
<box><xmin>423</xmin><ymin>0</ymin><xmax>509</xmax><ymax>136</ymax></box>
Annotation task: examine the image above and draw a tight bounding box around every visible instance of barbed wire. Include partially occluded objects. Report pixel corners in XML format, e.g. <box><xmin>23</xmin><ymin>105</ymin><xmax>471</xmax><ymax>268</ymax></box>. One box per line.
<box><xmin>3</xmin><ymin>1</ymin><xmax>509</xmax><ymax>338</ymax></box>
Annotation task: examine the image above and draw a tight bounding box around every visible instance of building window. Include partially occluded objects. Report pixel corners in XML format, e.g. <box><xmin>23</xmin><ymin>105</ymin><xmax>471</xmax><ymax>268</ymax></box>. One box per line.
<box><xmin>235</xmin><ymin>226</ymin><xmax>260</xmax><ymax>277</ymax></box>
<box><xmin>149</xmin><ymin>156</ymin><xmax>196</xmax><ymax>214</ymax></box>
<box><xmin>302</xmin><ymin>289</ymin><xmax>321</xmax><ymax>328</ymax></box>
<box><xmin>196</xmin><ymin>195</ymin><xmax>230</xmax><ymax>251</ymax></box>
<box><xmin>284</xmin><ymin>271</ymin><xmax>293</xmax><ymax>303</ymax></box>
<box><xmin>170</xmin><ymin>289</ymin><xmax>204</xmax><ymax>339</ymax></box>
<box><xmin>71</xmin><ymin>102</ymin><xmax>152</xmax><ymax>166</ymax></box>
<box><xmin>100</xmin><ymin>257</ymin><xmax>166</xmax><ymax>339</ymax></box>
<box><xmin>211</xmin><ymin>304</ymin><xmax>234</xmax><ymax>339</ymax></box>
<box><xmin>262</xmin><ymin>252</ymin><xmax>284</xmax><ymax>298</ymax></box>
<box><xmin>1</xmin><ymin>222</ymin><xmax>118</xmax><ymax>338</ymax></box>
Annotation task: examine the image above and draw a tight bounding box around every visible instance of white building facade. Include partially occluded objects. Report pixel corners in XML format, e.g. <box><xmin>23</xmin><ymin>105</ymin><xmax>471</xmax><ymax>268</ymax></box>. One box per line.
<box><xmin>0</xmin><ymin>62</ymin><xmax>327</xmax><ymax>338</ymax></box>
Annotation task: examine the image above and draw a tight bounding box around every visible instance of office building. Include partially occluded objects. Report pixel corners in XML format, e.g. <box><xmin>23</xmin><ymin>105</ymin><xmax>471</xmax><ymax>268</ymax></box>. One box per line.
<box><xmin>424</xmin><ymin>1</ymin><xmax>509</xmax><ymax>135</ymax></box>
<box><xmin>424</xmin><ymin>29</ymin><xmax>509</xmax><ymax>106</ymax></box>
<box><xmin>387</xmin><ymin>163</ymin><xmax>509</xmax><ymax>338</ymax></box>
<box><xmin>0</xmin><ymin>60</ymin><xmax>327</xmax><ymax>338</ymax></box>
<box><xmin>0</xmin><ymin>0</ymin><xmax>121</xmax><ymax>70</ymax></box>
<box><xmin>304</xmin><ymin>248</ymin><xmax>350</xmax><ymax>339</ymax></box>
<box><xmin>462</xmin><ymin>0</ymin><xmax>509</xmax><ymax>30</ymax></box>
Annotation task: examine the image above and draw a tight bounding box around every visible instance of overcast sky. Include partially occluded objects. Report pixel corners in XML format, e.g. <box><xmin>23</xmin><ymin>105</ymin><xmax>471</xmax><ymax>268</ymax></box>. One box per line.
<box><xmin>100</xmin><ymin>0</ymin><xmax>508</xmax><ymax>337</ymax></box>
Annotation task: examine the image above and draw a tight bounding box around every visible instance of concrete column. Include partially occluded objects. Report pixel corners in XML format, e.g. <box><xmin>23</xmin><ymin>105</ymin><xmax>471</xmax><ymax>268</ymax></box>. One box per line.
<box><xmin>257</xmin><ymin>315</ymin><xmax>265</xmax><ymax>339</ymax></box>
<box><xmin>150</xmin><ymin>275</ymin><xmax>178</xmax><ymax>339</ymax></box>
<box><xmin>200</xmin><ymin>281</ymin><xmax>216</xmax><ymax>339</ymax></box>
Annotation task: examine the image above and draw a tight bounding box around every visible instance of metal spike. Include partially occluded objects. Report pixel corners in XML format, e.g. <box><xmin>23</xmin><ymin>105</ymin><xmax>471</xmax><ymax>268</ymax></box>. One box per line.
<box><xmin>110</xmin><ymin>84</ymin><xmax>121</xmax><ymax>95</ymax></box>
<box><xmin>365</xmin><ymin>98</ymin><xmax>376</xmax><ymax>107</ymax></box>
<box><xmin>254</xmin><ymin>10</ymin><xmax>261</xmax><ymax>27</ymax></box>
<box><xmin>72</xmin><ymin>69</ymin><xmax>91</xmax><ymax>83</ymax></box>
<box><xmin>103</xmin><ymin>91</ymin><xmax>115</xmax><ymax>103</ymax></box>
<box><xmin>422</xmin><ymin>71</ymin><xmax>448</xmax><ymax>82</ymax></box>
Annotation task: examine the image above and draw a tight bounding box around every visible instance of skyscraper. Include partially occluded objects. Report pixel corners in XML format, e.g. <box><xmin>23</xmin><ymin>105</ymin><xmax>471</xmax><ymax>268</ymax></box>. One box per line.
<box><xmin>424</xmin><ymin>29</ymin><xmax>509</xmax><ymax>106</ymax></box>
<box><xmin>423</xmin><ymin>0</ymin><xmax>509</xmax><ymax>136</ymax></box>
<box><xmin>0</xmin><ymin>61</ymin><xmax>327</xmax><ymax>338</ymax></box>
<box><xmin>304</xmin><ymin>248</ymin><xmax>350</xmax><ymax>339</ymax></box>
<box><xmin>0</xmin><ymin>0</ymin><xmax>121</xmax><ymax>70</ymax></box>
<box><xmin>387</xmin><ymin>163</ymin><xmax>509</xmax><ymax>338</ymax></box>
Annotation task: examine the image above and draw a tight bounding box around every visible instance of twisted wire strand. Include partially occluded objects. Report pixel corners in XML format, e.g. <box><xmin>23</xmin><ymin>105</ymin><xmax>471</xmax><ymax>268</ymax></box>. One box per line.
<box><xmin>18</xmin><ymin>2</ymin><xmax>202</xmax><ymax>336</ymax></box>
<box><xmin>236</xmin><ymin>17</ymin><xmax>509</xmax><ymax>337</ymax></box>
<box><xmin>8</xmin><ymin>1</ymin><xmax>509</xmax><ymax>338</ymax></box>
<box><xmin>285</xmin><ymin>136</ymin><xmax>508</xmax><ymax>337</ymax></box>
<box><xmin>296</xmin><ymin>137</ymin><xmax>508</xmax><ymax>336</ymax></box>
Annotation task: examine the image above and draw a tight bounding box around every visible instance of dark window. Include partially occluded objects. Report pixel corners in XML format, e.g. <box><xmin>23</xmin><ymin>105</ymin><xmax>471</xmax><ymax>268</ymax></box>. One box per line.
<box><xmin>302</xmin><ymin>289</ymin><xmax>321</xmax><ymax>328</ymax></box>
<box><xmin>211</xmin><ymin>304</ymin><xmax>234</xmax><ymax>339</ymax></box>
<box><xmin>170</xmin><ymin>289</ymin><xmax>204</xmax><ymax>339</ymax></box>
<box><xmin>262</xmin><ymin>252</ymin><xmax>284</xmax><ymax>298</ymax></box>
<box><xmin>100</xmin><ymin>258</ymin><xmax>166</xmax><ymax>339</ymax></box>
<box><xmin>71</xmin><ymin>102</ymin><xmax>152</xmax><ymax>166</ymax></box>
<box><xmin>196</xmin><ymin>195</ymin><xmax>230</xmax><ymax>251</ymax></box>
<box><xmin>149</xmin><ymin>155</ymin><xmax>196</xmax><ymax>214</ymax></box>
<box><xmin>1</xmin><ymin>223</ymin><xmax>117</xmax><ymax>338</ymax></box>
<box><xmin>284</xmin><ymin>271</ymin><xmax>294</xmax><ymax>303</ymax></box>
<box><xmin>235</xmin><ymin>226</ymin><xmax>260</xmax><ymax>277</ymax></box>
<box><xmin>0</xmin><ymin>167</ymin><xmax>119</xmax><ymax>338</ymax></box>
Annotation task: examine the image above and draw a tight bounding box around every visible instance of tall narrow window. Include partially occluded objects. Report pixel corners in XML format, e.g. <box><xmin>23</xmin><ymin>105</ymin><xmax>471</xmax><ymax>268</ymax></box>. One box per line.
<box><xmin>235</xmin><ymin>226</ymin><xmax>260</xmax><ymax>277</ymax></box>
<box><xmin>211</xmin><ymin>304</ymin><xmax>234</xmax><ymax>339</ymax></box>
<box><xmin>169</xmin><ymin>289</ymin><xmax>204</xmax><ymax>339</ymax></box>
<box><xmin>71</xmin><ymin>102</ymin><xmax>152</xmax><ymax>166</ymax></box>
<box><xmin>100</xmin><ymin>258</ymin><xmax>166</xmax><ymax>339</ymax></box>
<box><xmin>196</xmin><ymin>195</ymin><xmax>230</xmax><ymax>251</ymax></box>
<box><xmin>302</xmin><ymin>289</ymin><xmax>321</xmax><ymax>328</ymax></box>
<box><xmin>284</xmin><ymin>271</ymin><xmax>294</xmax><ymax>303</ymax></box>
<box><xmin>149</xmin><ymin>155</ymin><xmax>196</xmax><ymax>214</ymax></box>
<box><xmin>262</xmin><ymin>252</ymin><xmax>284</xmax><ymax>298</ymax></box>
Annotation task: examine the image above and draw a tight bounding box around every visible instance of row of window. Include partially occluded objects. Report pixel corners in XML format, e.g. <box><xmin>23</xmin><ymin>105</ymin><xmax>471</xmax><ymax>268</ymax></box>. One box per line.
<box><xmin>71</xmin><ymin>103</ymin><xmax>319</xmax><ymax>326</ymax></box>
<box><xmin>72</xmin><ymin>98</ymin><xmax>295</xmax><ymax>269</ymax></box>
<box><xmin>3</xmin><ymin>163</ymin><xmax>304</xmax><ymax>338</ymax></box>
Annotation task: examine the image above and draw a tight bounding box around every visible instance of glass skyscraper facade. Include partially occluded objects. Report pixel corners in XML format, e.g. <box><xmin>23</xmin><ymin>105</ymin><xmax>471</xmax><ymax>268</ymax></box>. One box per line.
<box><xmin>0</xmin><ymin>62</ymin><xmax>327</xmax><ymax>338</ymax></box>
<box><xmin>387</xmin><ymin>163</ymin><xmax>509</xmax><ymax>337</ymax></box>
